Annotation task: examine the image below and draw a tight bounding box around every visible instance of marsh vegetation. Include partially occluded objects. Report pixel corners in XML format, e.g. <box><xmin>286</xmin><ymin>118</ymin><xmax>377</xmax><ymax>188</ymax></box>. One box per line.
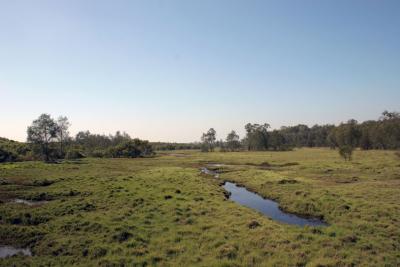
<box><xmin>0</xmin><ymin>149</ymin><xmax>399</xmax><ymax>266</ymax></box>
<box><xmin>0</xmin><ymin>111</ymin><xmax>399</xmax><ymax>265</ymax></box>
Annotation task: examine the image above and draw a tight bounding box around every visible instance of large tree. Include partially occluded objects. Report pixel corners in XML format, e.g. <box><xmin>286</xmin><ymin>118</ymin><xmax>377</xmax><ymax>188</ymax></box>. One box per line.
<box><xmin>269</xmin><ymin>130</ymin><xmax>285</xmax><ymax>151</ymax></box>
<box><xmin>57</xmin><ymin>116</ymin><xmax>70</xmax><ymax>156</ymax></box>
<box><xmin>201</xmin><ymin>128</ymin><xmax>217</xmax><ymax>152</ymax></box>
<box><xmin>27</xmin><ymin>114</ymin><xmax>59</xmax><ymax>161</ymax></box>
<box><xmin>245</xmin><ymin>123</ymin><xmax>270</xmax><ymax>150</ymax></box>
<box><xmin>226</xmin><ymin>130</ymin><xmax>241</xmax><ymax>151</ymax></box>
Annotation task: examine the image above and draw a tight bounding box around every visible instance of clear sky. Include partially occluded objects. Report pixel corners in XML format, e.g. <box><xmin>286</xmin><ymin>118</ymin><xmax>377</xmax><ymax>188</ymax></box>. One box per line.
<box><xmin>1</xmin><ymin>0</ymin><xmax>399</xmax><ymax>142</ymax></box>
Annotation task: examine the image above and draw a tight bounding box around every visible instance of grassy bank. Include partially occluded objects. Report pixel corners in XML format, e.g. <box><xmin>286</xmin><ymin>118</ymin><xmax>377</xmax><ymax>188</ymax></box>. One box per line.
<box><xmin>1</xmin><ymin>148</ymin><xmax>399</xmax><ymax>266</ymax></box>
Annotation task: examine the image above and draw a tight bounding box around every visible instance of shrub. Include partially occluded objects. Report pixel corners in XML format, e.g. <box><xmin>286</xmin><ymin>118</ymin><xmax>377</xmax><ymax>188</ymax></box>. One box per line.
<box><xmin>200</xmin><ymin>144</ymin><xmax>209</xmax><ymax>152</ymax></box>
<box><xmin>30</xmin><ymin>143</ymin><xmax>59</xmax><ymax>162</ymax></box>
<box><xmin>248</xmin><ymin>220</ymin><xmax>261</xmax><ymax>229</ymax></box>
<box><xmin>219</xmin><ymin>146</ymin><xmax>228</xmax><ymax>152</ymax></box>
<box><xmin>0</xmin><ymin>138</ymin><xmax>31</xmax><ymax>162</ymax></box>
<box><xmin>112</xmin><ymin>230</ymin><xmax>132</xmax><ymax>242</ymax></box>
<box><xmin>339</xmin><ymin>145</ymin><xmax>354</xmax><ymax>161</ymax></box>
<box><xmin>107</xmin><ymin>139</ymin><xmax>154</xmax><ymax>158</ymax></box>
<box><xmin>91</xmin><ymin>149</ymin><xmax>106</xmax><ymax>158</ymax></box>
<box><xmin>0</xmin><ymin>147</ymin><xmax>18</xmax><ymax>162</ymax></box>
<box><xmin>65</xmin><ymin>149</ymin><xmax>85</xmax><ymax>159</ymax></box>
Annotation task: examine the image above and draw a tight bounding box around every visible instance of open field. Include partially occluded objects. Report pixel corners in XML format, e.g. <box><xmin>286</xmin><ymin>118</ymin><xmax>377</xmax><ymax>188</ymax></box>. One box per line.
<box><xmin>1</xmin><ymin>148</ymin><xmax>399</xmax><ymax>266</ymax></box>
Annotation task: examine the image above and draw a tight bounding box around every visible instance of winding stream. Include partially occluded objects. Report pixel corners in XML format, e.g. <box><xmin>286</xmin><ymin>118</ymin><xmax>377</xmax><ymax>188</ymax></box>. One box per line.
<box><xmin>201</xmin><ymin>167</ymin><xmax>327</xmax><ymax>227</ymax></box>
<box><xmin>223</xmin><ymin>182</ymin><xmax>327</xmax><ymax>226</ymax></box>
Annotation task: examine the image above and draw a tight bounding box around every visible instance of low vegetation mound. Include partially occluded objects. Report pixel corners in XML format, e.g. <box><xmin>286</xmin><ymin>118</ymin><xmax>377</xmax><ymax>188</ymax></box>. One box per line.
<box><xmin>0</xmin><ymin>138</ymin><xmax>30</xmax><ymax>162</ymax></box>
<box><xmin>106</xmin><ymin>139</ymin><xmax>154</xmax><ymax>158</ymax></box>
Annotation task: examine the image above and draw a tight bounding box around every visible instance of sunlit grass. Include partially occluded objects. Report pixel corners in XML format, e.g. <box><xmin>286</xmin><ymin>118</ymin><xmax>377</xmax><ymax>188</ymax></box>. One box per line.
<box><xmin>0</xmin><ymin>148</ymin><xmax>399</xmax><ymax>266</ymax></box>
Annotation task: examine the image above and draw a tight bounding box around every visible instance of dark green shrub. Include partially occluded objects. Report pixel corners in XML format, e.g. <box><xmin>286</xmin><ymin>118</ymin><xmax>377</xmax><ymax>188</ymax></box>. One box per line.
<box><xmin>91</xmin><ymin>149</ymin><xmax>106</xmax><ymax>158</ymax></box>
<box><xmin>107</xmin><ymin>139</ymin><xmax>154</xmax><ymax>158</ymax></box>
<box><xmin>0</xmin><ymin>138</ymin><xmax>31</xmax><ymax>162</ymax></box>
<box><xmin>0</xmin><ymin>147</ymin><xmax>17</xmax><ymax>162</ymax></box>
<box><xmin>200</xmin><ymin>144</ymin><xmax>209</xmax><ymax>152</ymax></box>
<box><xmin>65</xmin><ymin>149</ymin><xmax>85</xmax><ymax>159</ymax></box>
<box><xmin>112</xmin><ymin>230</ymin><xmax>132</xmax><ymax>242</ymax></box>
<box><xmin>339</xmin><ymin>145</ymin><xmax>354</xmax><ymax>161</ymax></box>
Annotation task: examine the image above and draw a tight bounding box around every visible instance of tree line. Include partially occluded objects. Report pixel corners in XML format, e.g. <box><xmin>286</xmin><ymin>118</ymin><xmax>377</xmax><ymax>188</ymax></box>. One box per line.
<box><xmin>200</xmin><ymin>111</ymin><xmax>400</xmax><ymax>153</ymax></box>
<box><xmin>151</xmin><ymin>142</ymin><xmax>201</xmax><ymax>151</ymax></box>
<box><xmin>1</xmin><ymin>110</ymin><xmax>399</xmax><ymax>163</ymax></box>
<box><xmin>0</xmin><ymin>114</ymin><xmax>154</xmax><ymax>162</ymax></box>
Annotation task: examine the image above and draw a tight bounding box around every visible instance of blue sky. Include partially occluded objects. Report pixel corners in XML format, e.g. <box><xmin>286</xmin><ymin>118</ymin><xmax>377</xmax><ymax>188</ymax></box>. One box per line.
<box><xmin>1</xmin><ymin>0</ymin><xmax>399</xmax><ymax>142</ymax></box>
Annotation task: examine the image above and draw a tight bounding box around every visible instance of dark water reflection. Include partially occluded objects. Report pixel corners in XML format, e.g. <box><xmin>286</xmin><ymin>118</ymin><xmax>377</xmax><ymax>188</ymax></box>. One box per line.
<box><xmin>223</xmin><ymin>182</ymin><xmax>327</xmax><ymax>227</ymax></box>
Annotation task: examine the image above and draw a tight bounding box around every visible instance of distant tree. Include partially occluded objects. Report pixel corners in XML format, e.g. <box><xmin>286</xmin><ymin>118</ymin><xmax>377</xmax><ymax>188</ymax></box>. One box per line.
<box><xmin>201</xmin><ymin>128</ymin><xmax>217</xmax><ymax>152</ymax></box>
<box><xmin>200</xmin><ymin>142</ymin><xmax>209</xmax><ymax>152</ymax></box>
<box><xmin>226</xmin><ymin>130</ymin><xmax>241</xmax><ymax>151</ymax></box>
<box><xmin>378</xmin><ymin>111</ymin><xmax>400</xmax><ymax>149</ymax></box>
<box><xmin>65</xmin><ymin>148</ymin><xmax>85</xmax><ymax>160</ymax></box>
<box><xmin>381</xmin><ymin>110</ymin><xmax>400</xmax><ymax>120</ymax></box>
<box><xmin>334</xmin><ymin>120</ymin><xmax>361</xmax><ymax>148</ymax></box>
<box><xmin>56</xmin><ymin>116</ymin><xmax>70</xmax><ymax>156</ymax></box>
<box><xmin>245</xmin><ymin>123</ymin><xmax>269</xmax><ymax>150</ymax></box>
<box><xmin>327</xmin><ymin>130</ymin><xmax>337</xmax><ymax>149</ymax></box>
<box><xmin>359</xmin><ymin>123</ymin><xmax>373</xmax><ymax>150</ymax></box>
<box><xmin>75</xmin><ymin>131</ymin><xmax>112</xmax><ymax>152</ymax></box>
<box><xmin>338</xmin><ymin>145</ymin><xmax>354</xmax><ymax>161</ymax></box>
<box><xmin>218</xmin><ymin>139</ymin><xmax>228</xmax><ymax>152</ymax></box>
<box><xmin>269</xmin><ymin>130</ymin><xmax>286</xmax><ymax>151</ymax></box>
<box><xmin>27</xmin><ymin>114</ymin><xmax>59</xmax><ymax>162</ymax></box>
<box><xmin>111</xmin><ymin>131</ymin><xmax>131</xmax><ymax>145</ymax></box>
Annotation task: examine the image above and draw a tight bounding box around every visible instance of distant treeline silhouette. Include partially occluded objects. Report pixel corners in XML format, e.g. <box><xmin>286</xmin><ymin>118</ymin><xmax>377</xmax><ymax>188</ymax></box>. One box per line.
<box><xmin>200</xmin><ymin>111</ymin><xmax>400</xmax><ymax>152</ymax></box>
<box><xmin>1</xmin><ymin>114</ymin><xmax>154</xmax><ymax>162</ymax></box>
<box><xmin>0</xmin><ymin>111</ymin><xmax>399</xmax><ymax>162</ymax></box>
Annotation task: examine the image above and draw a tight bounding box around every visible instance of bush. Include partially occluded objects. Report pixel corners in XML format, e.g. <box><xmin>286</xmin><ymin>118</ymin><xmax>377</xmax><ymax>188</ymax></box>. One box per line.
<box><xmin>30</xmin><ymin>144</ymin><xmax>59</xmax><ymax>162</ymax></box>
<box><xmin>0</xmin><ymin>147</ymin><xmax>18</xmax><ymax>162</ymax></box>
<box><xmin>339</xmin><ymin>145</ymin><xmax>354</xmax><ymax>161</ymax></box>
<box><xmin>219</xmin><ymin>146</ymin><xmax>228</xmax><ymax>152</ymax></box>
<box><xmin>112</xmin><ymin>230</ymin><xmax>132</xmax><ymax>242</ymax></box>
<box><xmin>200</xmin><ymin>144</ymin><xmax>209</xmax><ymax>152</ymax></box>
<box><xmin>65</xmin><ymin>149</ymin><xmax>85</xmax><ymax>159</ymax></box>
<box><xmin>0</xmin><ymin>138</ymin><xmax>31</xmax><ymax>162</ymax></box>
<box><xmin>91</xmin><ymin>150</ymin><xmax>106</xmax><ymax>158</ymax></box>
<box><xmin>107</xmin><ymin>139</ymin><xmax>154</xmax><ymax>158</ymax></box>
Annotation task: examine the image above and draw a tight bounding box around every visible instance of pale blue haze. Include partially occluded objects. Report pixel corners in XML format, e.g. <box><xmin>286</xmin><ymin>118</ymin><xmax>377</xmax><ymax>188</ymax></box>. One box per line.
<box><xmin>1</xmin><ymin>0</ymin><xmax>399</xmax><ymax>142</ymax></box>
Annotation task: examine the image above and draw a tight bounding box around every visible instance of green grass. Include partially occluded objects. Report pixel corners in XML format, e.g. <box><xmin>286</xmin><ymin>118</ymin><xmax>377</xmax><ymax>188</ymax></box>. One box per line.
<box><xmin>1</xmin><ymin>148</ymin><xmax>399</xmax><ymax>266</ymax></box>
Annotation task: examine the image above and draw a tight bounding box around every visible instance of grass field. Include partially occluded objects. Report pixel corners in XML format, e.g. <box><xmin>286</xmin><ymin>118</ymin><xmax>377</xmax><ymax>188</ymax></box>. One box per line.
<box><xmin>1</xmin><ymin>148</ymin><xmax>399</xmax><ymax>266</ymax></box>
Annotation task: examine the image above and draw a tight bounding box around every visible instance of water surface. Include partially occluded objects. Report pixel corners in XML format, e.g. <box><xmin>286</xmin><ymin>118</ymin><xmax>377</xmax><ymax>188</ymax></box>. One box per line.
<box><xmin>13</xmin><ymin>199</ymin><xmax>47</xmax><ymax>206</ymax></box>
<box><xmin>0</xmin><ymin>246</ymin><xmax>31</xmax><ymax>258</ymax></box>
<box><xmin>223</xmin><ymin>182</ymin><xmax>327</xmax><ymax>227</ymax></box>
